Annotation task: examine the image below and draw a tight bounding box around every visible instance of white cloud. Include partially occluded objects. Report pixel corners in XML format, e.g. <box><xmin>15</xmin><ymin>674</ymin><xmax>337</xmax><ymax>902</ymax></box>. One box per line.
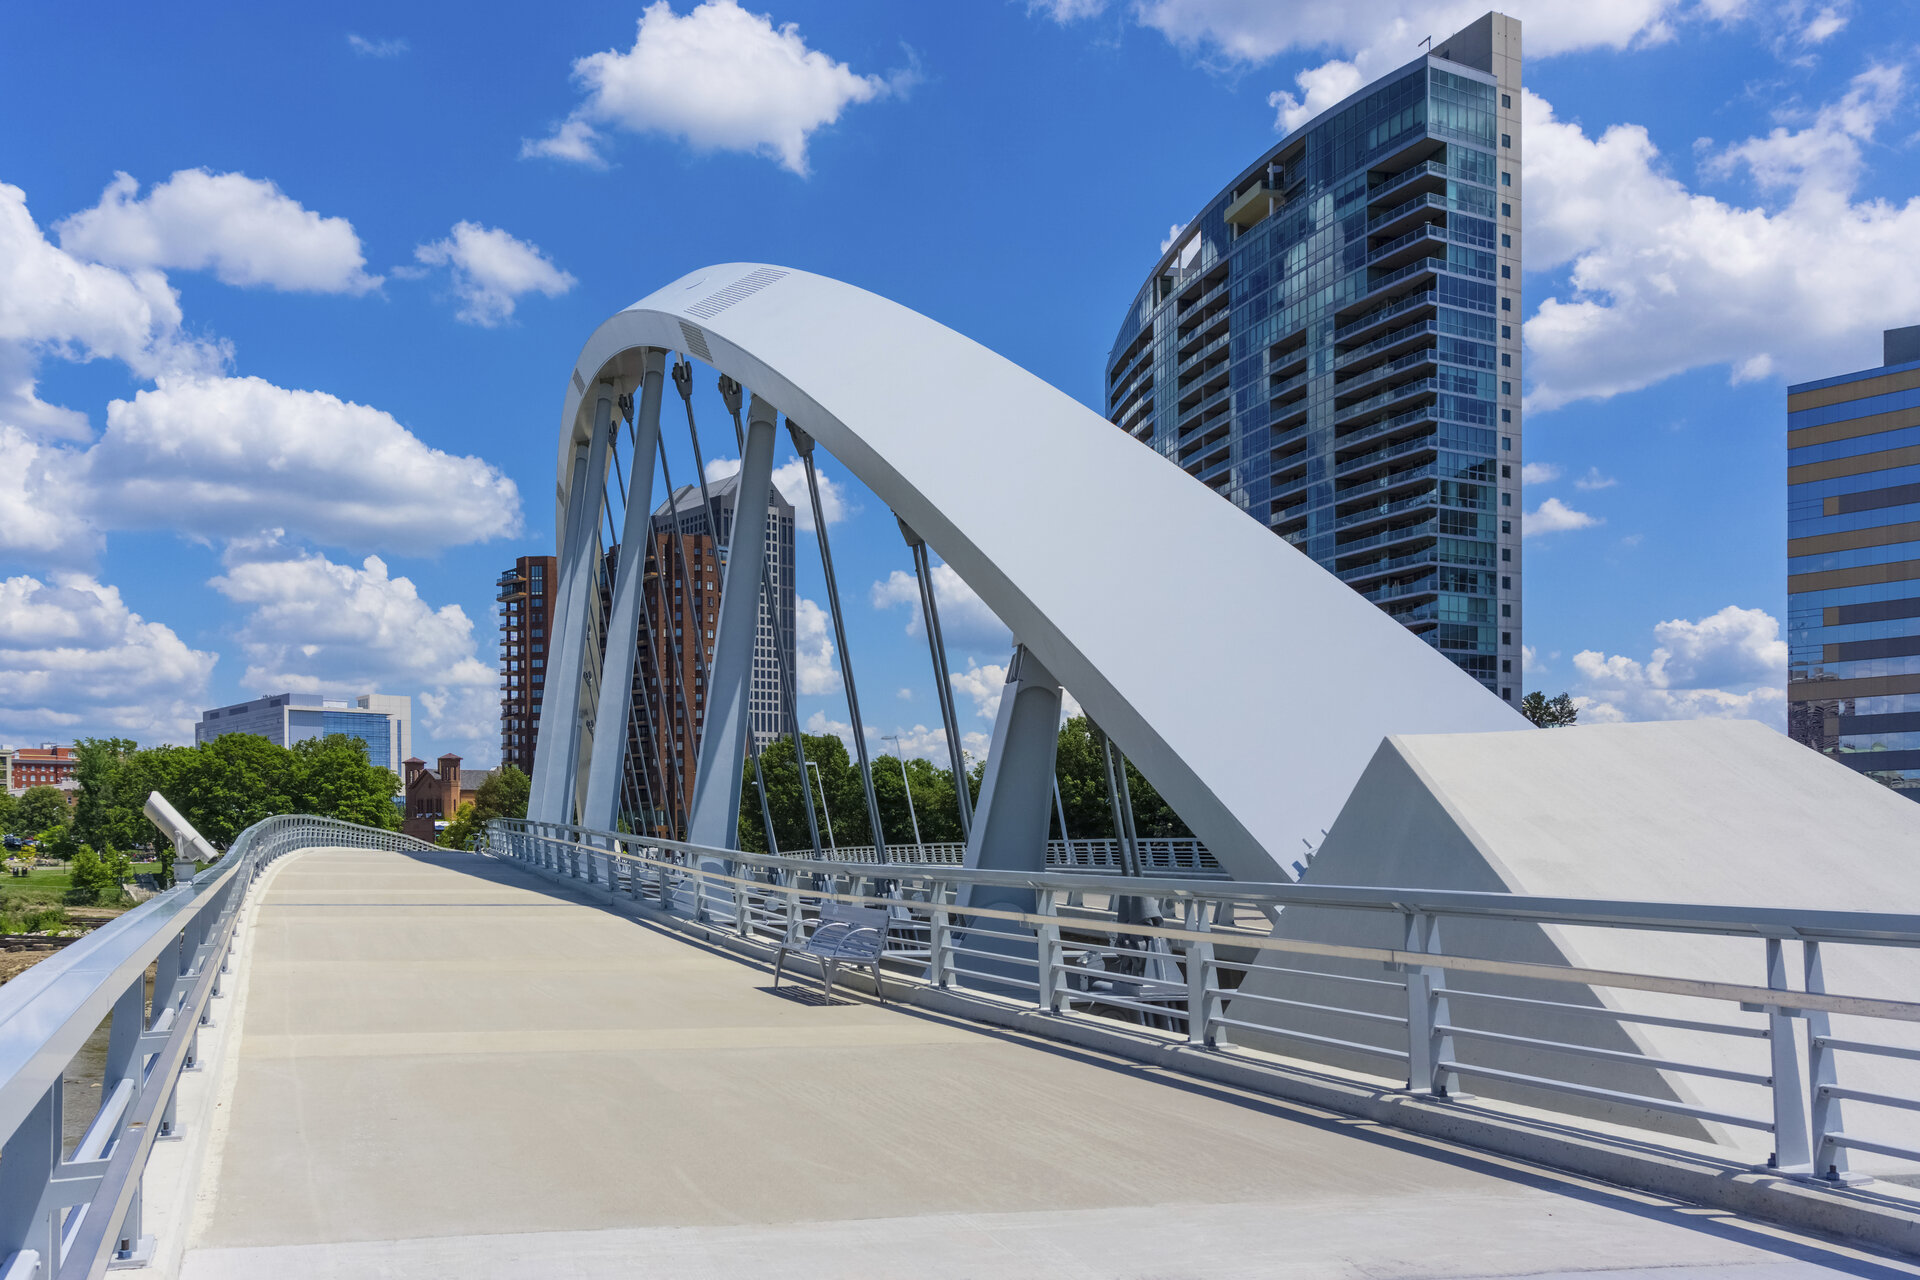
<box><xmin>348</xmin><ymin>34</ymin><xmax>409</xmax><ymax>57</ymax></box>
<box><xmin>1122</xmin><ymin>0</ymin><xmax>1701</xmax><ymax>68</ymax></box>
<box><xmin>870</xmin><ymin>561</ymin><xmax>1010</xmax><ymax>652</ymax></box>
<box><xmin>1522</xmin><ymin>643</ymin><xmax>1540</xmax><ymax>676</ymax></box>
<box><xmin>1574</xmin><ymin>466</ymin><xmax>1618</xmax><ymax>490</ymax></box>
<box><xmin>1268</xmin><ymin>59</ymin><xmax>1365</xmax><ymax>134</ymax></box>
<box><xmin>876</xmin><ymin>722</ymin><xmax>949</xmax><ymax>761</ymax></box>
<box><xmin>950</xmin><ymin>660</ymin><xmax>1008</xmax><ymax>721</ymax></box>
<box><xmin>1159</xmin><ymin>222</ymin><xmax>1188</xmax><ymax>253</ymax></box>
<box><xmin>1029</xmin><ymin>0</ymin><xmax>1108</xmax><ymax>19</ymax></box>
<box><xmin>0</xmin><ymin>573</ymin><xmax>216</xmax><ymax>743</ymax></box>
<box><xmin>521</xmin><ymin>119</ymin><xmax>607</xmax><ymax>167</ymax></box>
<box><xmin>56</xmin><ymin>170</ymin><xmax>379</xmax><ymax>295</ymax></box>
<box><xmin>1520</xmin><ymin>461</ymin><xmax>1562</xmax><ymax>485</ymax></box>
<box><xmin>705</xmin><ymin>453</ymin><xmax>854</xmax><ymax>531</ymax></box>
<box><xmin>0</xmin><ymin>427</ymin><xmax>95</xmax><ymax>565</ymax></box>
<box><xmin>524</xmin><ymin>0</ymin><xmax>904</xmax><ymax>175</ymax></box>
<box><xmin>795</xmin><ymin>596</ymin><xmax>840</xmax><ymax>695</ymax></box>
<box><xmin>1571</xmin><ymin>605</ymin><xmax>1786</xmax><ymax>727</ymax></box>
<box><xmin>413</xmin><ymin>222</ymin><xmax>576</xmax><ymax>327</ymax></box>
<box><xmin>208</xmin><ymin>548</ymin><xmax>499</xmax><ymax>758</ymax></box>
<box><xmin>804</xmin><ymin>709</ymin><xmax>856</xmax><ymax>752</ymax></box>
<box><xmin>86</xmin><ymin>376</ymin><xmax>522</xmax><ymax>551</ymax></box>
<box><xmin>1525</xmin><ymin>67</ymin><xmax>1920</xmax><ymax>408</ymax></box>
<box><xmin>1526</xmin><ymin>496</ymin><xmax>1601</xmax><ymax>535</ymax></box>
<box><xmin>0</xmin><ymin>180</ymin><xmax>224</xmax><ymax>442</ymax></box>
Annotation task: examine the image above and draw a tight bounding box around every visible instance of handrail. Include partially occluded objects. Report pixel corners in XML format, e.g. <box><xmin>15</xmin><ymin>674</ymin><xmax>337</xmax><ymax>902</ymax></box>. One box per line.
<box><xmin>492</xmin><ymin>817</ymin><xmax>1920</xmax><ymax>1181</ymax></box>
<box><xmin>491</xmin><ymin>817</ymin><xmax>1920</xmax><ymax>947</ymax></box>
<box><xmin>0</xmin><ymin>803</ymin><xmax>442</xmax><ymax>1280</ymax></box>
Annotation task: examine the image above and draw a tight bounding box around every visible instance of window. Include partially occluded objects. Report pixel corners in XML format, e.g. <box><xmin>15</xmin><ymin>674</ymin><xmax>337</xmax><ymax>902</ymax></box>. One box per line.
<box><xmin>1502</xmin><ymin>659</ymin><xmax>1512</xmax><ymax>673</ymax></box>
<box><xmin>1501</xmin><ymin>233</ymin><xmax>1511</xmax><ymax>248</ymax></box>
<box><xmin>1501</xmin><ymin>576</ymin><xmax>1511</xmax><ymax>590</ymax></box>
<box><xmin>1502</xmin><ymin>631</ymin><xmax>1512</xmax><ymax>644</ymax></box>
<box><xmin>1502</xmin><ymin>603</ymin><xmax>1512</xmax><ymax>617</ymax></box>
<box><xmin>1500</xmin><ymin>265</ymin><xmax>1511</xmax><ymax>279</ymax></box>
<box><xmin>1501</xmin><ymin>520</ymin><xmax>1511</xmax><ymax>534</ymax></box>
<box><xmin>1499</xmin><ymin>380</ymin><xmax>1510</xmax><ymax>395</ymax></box>
<box><xmin>1501</xmin><ymin>408</ymin><xmax>1512</xmax><ymax>422</ymax></box>
<box><xmin>1503</xmin><ymin>687</ymin><xmax>1513</xmax><ymax>700</ymax></box>
<box><xmin>1501</xmin><ymin>133</ymin><xmax>1511</xmax><ymax>148</ymax></box>
<box><xmin>1500</xmin><ymin>297</ymin><xmax>1511</xmax><ymax>311</ymax></box>
<box><xmin>1501</xmin><ymin>464</ymin><xmax>1511</xmax><ymax>478</ymax></box>
<box><xmin>1501</xmin><ymin>353</ymin><xmax>1512</xmax><ymax>367</ymax></box>
<box><xmin>1501</xmin><ymin>436</ymin><xmax>1511</xmax><ymax>450</ymax></box>
<box><xmin>1502</xmin><ymin>547</ymin><xmax>1512</xmax><ymax>561</ymax></box>
<box><xmin>1501</xmin><ymin>492</ymin><xmax>1512</xmax><ymax>506</ymax></box>
<box><xmin>1501</xmin><ymin>172</ymin><xmax>1512</xmax><ymax>186</ymax></box>
<box><xmin>1501</xmin><ymin>93</ymin><xmax>1512</xmax><ymax>108</ymax></box>
<box><xmin>1501</xmin><ymin>202</ymin><xmax>1511</xmax><ymax>216</ymax></box>
<box><xmin>1501</xmin><ymin>324</ymin><xmax>1511</xmax><ymax>338</ymax></box>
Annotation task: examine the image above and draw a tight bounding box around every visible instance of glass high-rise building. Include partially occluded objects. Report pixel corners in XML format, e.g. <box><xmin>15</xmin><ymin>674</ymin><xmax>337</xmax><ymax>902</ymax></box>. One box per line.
<box><xmin>1787</xmin><ymin>324</ymin><xmax>1920</xmax><ymax>799</ymax></box>
<box><xmin>1105</xmin><ymin>13</ymin><xmax>1524</xmax><ymax>699</ymax></box>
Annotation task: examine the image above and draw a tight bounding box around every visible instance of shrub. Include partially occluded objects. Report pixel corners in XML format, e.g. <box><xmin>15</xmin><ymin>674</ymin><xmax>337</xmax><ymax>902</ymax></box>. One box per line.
<box><xmin>67</xmin><ymin>844</ymin><xmax>129</xmax><ymax>906</ymax></box>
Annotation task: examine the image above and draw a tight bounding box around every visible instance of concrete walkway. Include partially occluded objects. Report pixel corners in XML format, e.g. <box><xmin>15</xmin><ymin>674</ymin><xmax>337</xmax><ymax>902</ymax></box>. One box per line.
<box><xmin>176</xmin><ymin>847</ymin><xmax>1918</xmax><ymax>1279</ymax></box>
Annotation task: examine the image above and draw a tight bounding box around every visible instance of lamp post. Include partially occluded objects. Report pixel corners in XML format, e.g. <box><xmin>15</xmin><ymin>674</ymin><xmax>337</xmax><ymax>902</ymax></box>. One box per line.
<box><xmin>881</xmin><ymin>734</ymin><xmax>923</xmax><ymax>857</ymax></box>
<box><xmin>805</xmin><ymin>759</ymin><xmax>836</xmax><ymax>853</ymax></box>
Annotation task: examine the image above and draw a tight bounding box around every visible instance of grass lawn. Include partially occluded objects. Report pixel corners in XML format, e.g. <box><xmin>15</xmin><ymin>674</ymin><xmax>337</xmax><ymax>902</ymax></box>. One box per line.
<box><xmin>0</xmin><ymin>861</ymin><xmax>165</xmax><ymax>916</ymax></box>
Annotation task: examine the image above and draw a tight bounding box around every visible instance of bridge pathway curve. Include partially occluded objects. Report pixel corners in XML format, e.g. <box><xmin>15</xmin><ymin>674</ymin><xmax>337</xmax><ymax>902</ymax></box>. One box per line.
<box><xmin>175</xmin><ymin>847</ymin><xmax>1914</xmax><ymax>1279</ymax></box>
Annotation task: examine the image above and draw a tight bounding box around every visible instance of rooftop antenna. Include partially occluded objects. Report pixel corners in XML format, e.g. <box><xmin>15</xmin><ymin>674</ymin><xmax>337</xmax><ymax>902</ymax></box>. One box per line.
<box><xmin>1420</xmin><ymin>35</ymin><xmax>1433</xmax><ymax>52</ymax></box>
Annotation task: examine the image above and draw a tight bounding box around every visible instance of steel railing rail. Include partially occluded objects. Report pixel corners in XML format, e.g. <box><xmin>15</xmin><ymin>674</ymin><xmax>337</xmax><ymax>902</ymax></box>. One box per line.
<box><xmin>491</xmin><ymin>816</ymin><xmax>1920</xmax><ymax>1183</ymax></box>
<box><xmin>0</xmin><ymin>800</ymin><xmax>441</xmax><ymax>1280</ymax></box>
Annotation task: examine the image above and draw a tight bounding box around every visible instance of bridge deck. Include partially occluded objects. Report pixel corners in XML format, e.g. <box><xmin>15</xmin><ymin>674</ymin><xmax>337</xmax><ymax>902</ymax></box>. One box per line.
<box><xmin>175</xmin><ymin>847</ymin><xmax>1910</xmax><ymax>1278</ymax></box>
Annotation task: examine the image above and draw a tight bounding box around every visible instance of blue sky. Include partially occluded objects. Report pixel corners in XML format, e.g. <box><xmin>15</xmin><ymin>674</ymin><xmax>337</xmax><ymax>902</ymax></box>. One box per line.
<box><xmin>0</xmin><ymin>0</ymin><xmax>1915</xmax><ymax>763</ymax></box>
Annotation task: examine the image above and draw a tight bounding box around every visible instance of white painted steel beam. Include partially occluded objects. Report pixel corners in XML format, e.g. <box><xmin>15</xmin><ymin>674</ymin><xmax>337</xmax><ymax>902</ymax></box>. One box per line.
<box><xmin>582</xmin><ymin>350</ymin><xmax>666</xmax><ymax>831</ymax></box>
<box><xmin>552</xmin><ymin>266</ymin><xmax>1526</xmax><ymax>878</ymax></box>
<box><xmin>685</xmin><ymin>395</ymin><xmax>778</xmax><ymax>851</ymax></box>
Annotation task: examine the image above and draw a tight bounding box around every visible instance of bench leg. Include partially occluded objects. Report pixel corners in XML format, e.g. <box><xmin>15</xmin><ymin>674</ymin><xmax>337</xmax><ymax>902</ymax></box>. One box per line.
<box><xmin>871</xmin><ymin>959</ymin><xmax>886</xmax><ymax>1006</ymax></box>
<box><xmin>773</xmin><ymin>946</ymin><xmax>787</xmax><ymax>991</ymax></box>
<box><xmin>820</xmin><ymin>958</ymin><xmax>836</xmax><ymax>1002</ymax></box>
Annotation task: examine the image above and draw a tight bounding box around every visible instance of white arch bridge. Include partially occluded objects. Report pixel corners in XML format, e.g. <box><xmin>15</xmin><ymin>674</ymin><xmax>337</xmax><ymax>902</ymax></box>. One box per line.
<box><xmin>5</xmin><ymin>271</ymin><xmax>1920</xmax><ymax>1278</ymax></box>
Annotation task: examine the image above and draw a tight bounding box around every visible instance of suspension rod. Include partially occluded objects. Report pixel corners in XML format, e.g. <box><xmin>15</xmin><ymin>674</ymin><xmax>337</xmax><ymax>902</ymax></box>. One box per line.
<box><xmin>900</xmin><ymin>521</ymin><xmax>972</xmax><ymax>836</ymax></box>
<box><xmin>789</xmin><ymin>422</ymin><xmax>887</xmax><ymax>859</ymax></box>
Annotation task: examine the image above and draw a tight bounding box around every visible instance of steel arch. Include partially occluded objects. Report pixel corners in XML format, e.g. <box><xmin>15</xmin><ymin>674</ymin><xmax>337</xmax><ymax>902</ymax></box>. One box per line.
<box><xmin>549</xmin><ymin>263</ymin><xmax>1524</xmax><ymax>882</ymax></box>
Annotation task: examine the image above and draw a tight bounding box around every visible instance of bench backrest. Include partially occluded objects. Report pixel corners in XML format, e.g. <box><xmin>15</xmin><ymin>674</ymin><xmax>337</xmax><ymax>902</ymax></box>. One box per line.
<box><xmin>805</xmin><ymin>900</ymin><xmax>889</xmax><ymax>960</ymax></box>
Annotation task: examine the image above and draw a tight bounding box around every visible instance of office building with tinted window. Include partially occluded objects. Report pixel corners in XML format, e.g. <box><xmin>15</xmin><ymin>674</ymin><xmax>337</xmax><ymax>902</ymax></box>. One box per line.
<box><xmin>1105</xmin><ymin>13</ymin><xmax>1524</xmax><ymax>699</ymax></box>
<box><xmin>1787</xmin><ymin>325</ymin><xmax>1920</xmax><ymax>799</ymax></box>
<box><xmin>195</xmin><ymin>692</ymin><xmax>412</xmax><ymax>776</ymax></box>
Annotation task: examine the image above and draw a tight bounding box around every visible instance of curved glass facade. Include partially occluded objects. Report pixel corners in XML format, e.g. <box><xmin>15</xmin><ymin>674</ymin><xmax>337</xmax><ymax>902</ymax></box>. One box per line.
<box><xmin>1105</xmin><ymin>14</ymin><xmax>1524</xmax><ymax>700</ymax></box>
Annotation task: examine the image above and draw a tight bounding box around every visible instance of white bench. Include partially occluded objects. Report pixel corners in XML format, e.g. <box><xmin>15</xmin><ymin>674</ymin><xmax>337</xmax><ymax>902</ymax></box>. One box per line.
<box><xmin>774</xmin><ymin>900</ymin><xmax>889</xmax><ymax>1004</ymax></box>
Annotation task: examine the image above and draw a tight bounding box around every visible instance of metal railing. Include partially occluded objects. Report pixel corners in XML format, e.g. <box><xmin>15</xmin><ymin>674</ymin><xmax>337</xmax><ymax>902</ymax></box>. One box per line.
<box><xmin>816</xmin><ymin>837</ymin><xmax>1222</xmax><ymax>877</ymax></box>
<box><xmin>0</xmin><ymin>801</ymin><xmax>441</xmax><ymax>1280</ymax></box>
<box><xmin>491</xmin><ymin>817</ymin><xmax>1920</xmax><ymax>1184</ymax></box>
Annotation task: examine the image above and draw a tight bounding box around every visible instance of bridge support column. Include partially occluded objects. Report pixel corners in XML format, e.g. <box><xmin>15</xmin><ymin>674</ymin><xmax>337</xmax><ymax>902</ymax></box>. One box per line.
<box><xmin>531</xmin><ymin>389</ymin><xmax>615</xmax><ymax>823</ymax></box>
<box><xmin>686</xmin><ymin>394</ymin><xmax>779</xmax><ymax>856</ymax></box>
<box><xmin>583</xmin><ymin>350</ymin><xmax>666</xmax><ymax>831</ymax></box>
<box><xmin>951</xmin><ymin>646</ymin><xmax>1061</xmax><ymax>996</ymax></box>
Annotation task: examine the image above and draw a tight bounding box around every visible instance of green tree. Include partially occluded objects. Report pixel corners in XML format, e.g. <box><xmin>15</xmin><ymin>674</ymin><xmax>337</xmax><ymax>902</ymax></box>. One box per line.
<box><xmin>1520</xmin><ymin>691</ymin><xmax>1579</xmax><ymax>728</ymax></box>
<box><xmin>39</xmin><ymin>823</ymin><xmax>81</xmax><ymax>862</ymax></box>
<box><xmin>732</xmin><ymin>716</ymin><xmax>1191</xmax><ymax>854</ymax></box>
<box><xmin>11</xmin><ymin>786</ymin><xmax>72</xmax><ymax>838</ymax></box>
<box><xmin>439</xmin><ymin>765</ymin><xmax>530</xmax><ymax>847</ymax></box>
<box><xmin>289</xmin><ymin>735</ymin><xmax>401</xmax><ymax>830</ymax></box>
<box><xmin>72</xmin><ymin>737</ymin><xmax>143</xmax><ymax>853</ymax></box>
<box><xmin>67</xmin><ymin>843</ymin><xmax>130</xmax><ymax>906</ymax></box>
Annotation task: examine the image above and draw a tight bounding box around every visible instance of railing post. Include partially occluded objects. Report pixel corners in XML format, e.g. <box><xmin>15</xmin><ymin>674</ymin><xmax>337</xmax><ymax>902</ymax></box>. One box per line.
<box><xmin>1766</xmin><ymin>937</ymin><xmax>1814</xmax><ymax>1174</ymax></box>
<box><xmin>1184</xmin><ymin>898</ymin><xmax>1217</xmax><ymax>1048</ymax></box>
<box><xmin>0</xmin><ymin>1080</ymin><xmax>59</xmax><ymax>1270</ymax></box>
<box><xmin>1803</xmin><ymin>940</ymin><xmax>1850</xmax><ymax>1181</ymax></box>
<box><xmin>1035</xmin><ymin>888</ymin><xmax>1062</xmax><ymax>1013</ymax></box>
<box><xmin>1403</xmin><ymin>911</ymin><xmax>1458</xmax><ymax>1095</ymax></box>
<box><xmin>928</xmin><ymin>882</ymin><xmax>950</xmax><ymax>988</ymax></box>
